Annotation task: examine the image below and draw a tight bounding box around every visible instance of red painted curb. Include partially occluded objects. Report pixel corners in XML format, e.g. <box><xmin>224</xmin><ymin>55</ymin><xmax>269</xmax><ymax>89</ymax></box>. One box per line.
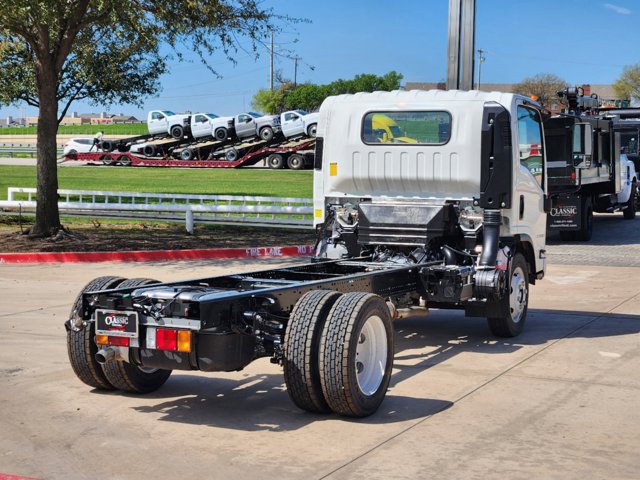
<box><xmin>0</xmin><ymin>244</ymin><xmax>315</xmax><ymax>265</ymax></box>
<box><xmin>0</xmin><ymin>474</ymin><xmax>42</xmax><ymax>480</ymax></box>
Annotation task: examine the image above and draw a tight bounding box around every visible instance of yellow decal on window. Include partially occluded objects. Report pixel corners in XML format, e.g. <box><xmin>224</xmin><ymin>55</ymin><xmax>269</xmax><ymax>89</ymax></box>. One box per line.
<box><xmin>329</xmin><ymin>162</ymin><xmax>338</xmax><ymax>176</ymax></box>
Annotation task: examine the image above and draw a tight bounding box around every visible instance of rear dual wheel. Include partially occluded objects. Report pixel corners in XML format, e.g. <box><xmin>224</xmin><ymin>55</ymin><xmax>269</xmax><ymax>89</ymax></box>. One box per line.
<box><xmin>66</xmin><ymin>276</ymin><xmax>171</xmax><ymax>393</ymax></box>
<box><xmin>284</xmin><ymin>291</ymin><xmax>394</xmax><ymax>417</ymax></box>
<box><xmin>67</xmin><ymin>276</ymin><xmax>126</xmax><ymax>390</ymax></box>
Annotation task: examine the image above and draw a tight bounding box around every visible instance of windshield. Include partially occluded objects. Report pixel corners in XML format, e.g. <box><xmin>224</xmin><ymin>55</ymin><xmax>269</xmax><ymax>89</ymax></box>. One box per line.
<box><xmin>248</xmin><ymin>112</ymin><xmax>262</xmax><ymax>118</ymax></box>
<box><xmin>295</xmin><ymin>110</ymin><xmax>308</xmax><ymax>116</ymax></box>
<box><xmin>205</xmin><ymin>113</ymin><xmax>219</xmax><ymax>119</ymax></box>
<box><xmin>162</xmin><ymin>111</ymin><xmax>176</xmax><ymax>116</ymax></box>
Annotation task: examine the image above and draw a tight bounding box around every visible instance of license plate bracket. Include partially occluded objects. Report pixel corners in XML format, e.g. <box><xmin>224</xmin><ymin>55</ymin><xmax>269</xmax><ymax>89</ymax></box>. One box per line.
<box><xmin>95</xmin><ymin>309</ymin><xmax>139</xmax><ymax>338</ymax></box>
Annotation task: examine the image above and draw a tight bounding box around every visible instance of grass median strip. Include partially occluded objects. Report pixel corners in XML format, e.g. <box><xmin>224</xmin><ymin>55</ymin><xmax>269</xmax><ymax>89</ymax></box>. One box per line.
<box><xmin>0</xmin><ymin>165</ymin><xmax>313</xmax><ymax>200</ymax></box>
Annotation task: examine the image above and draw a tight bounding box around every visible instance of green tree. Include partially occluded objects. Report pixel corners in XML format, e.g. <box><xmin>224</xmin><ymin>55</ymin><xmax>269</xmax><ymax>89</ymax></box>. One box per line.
<box><xmin>252</xmin><ymin>71</ymin><xmax>404</xmax><ymax>113</ymax></box>
<box><xmin>512</xmin><ymin>73</ymin><xmax>569</xmax><ymax>107</ymax></box>
<box><xmin>613</xmin><ymin>65</ymin><xmax>640</xmax><ymax>102</ymax></box>
<box><xmin>0</xmin><ymin>1</ymin><xmax>288</xmax><ymax>237</ymax></box>
<box><xmin>252</xmin><ymin>81</ymin><xmax>296</xmax><ymax>114</ymax></box>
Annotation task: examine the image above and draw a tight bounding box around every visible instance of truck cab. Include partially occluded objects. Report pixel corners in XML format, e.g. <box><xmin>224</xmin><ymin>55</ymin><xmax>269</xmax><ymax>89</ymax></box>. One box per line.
<box><xmin>314</xmin><ymin>89</ymin><xmax>547</xmax><ymax>290</ymax></box>
<box><xmin>281</xmin><ymin>110</ymin><xmax>319</xmax><ymax>138</ymax></box>
<box><xmin>147</xmin><ymin>110</ymin><xmax>191</xmax><ymax>139</ymax></box>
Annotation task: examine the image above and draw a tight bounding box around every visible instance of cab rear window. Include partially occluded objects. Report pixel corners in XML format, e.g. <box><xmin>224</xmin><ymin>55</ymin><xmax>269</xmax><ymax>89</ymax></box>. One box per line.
<box><xmin>361</xmin><ymin>111</ymin><xmax>451</xmax><ymax>145</ymax></box>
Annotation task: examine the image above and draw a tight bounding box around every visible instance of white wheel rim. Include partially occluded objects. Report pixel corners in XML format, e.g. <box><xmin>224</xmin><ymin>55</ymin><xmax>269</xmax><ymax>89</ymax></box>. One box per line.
<box><xmin>355</xmin><ymin>315</ymin><xmax>387</xmax><ymax>396</ymax></box>
<box><xmin>510</xmin><ymin>266</ymin><xmax>527</xmax><ymax>323</ymax></box>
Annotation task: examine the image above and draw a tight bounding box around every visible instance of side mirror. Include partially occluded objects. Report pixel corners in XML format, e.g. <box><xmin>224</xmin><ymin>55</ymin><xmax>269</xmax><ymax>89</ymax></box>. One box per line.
<box><xmin>572</xmin><ymin>123</ymin><xmax>593</xmax><ymax>168</ymax></box>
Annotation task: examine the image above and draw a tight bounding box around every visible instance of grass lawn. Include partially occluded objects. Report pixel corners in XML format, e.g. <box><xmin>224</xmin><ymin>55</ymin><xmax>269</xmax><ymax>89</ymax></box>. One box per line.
<box><xmin>0</xmin><ymin>124</ymin><xmax>148</xmax><ymax>136</ymax></box>
<box><xmin>0</xmin><ymin>165</ymin><xmax>313</xmax><ymax>200</ymax></box>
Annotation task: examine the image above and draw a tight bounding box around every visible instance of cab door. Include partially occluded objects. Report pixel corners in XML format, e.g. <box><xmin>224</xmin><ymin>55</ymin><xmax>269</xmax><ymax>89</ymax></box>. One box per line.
<box><xmin>148</xmin><ymin>111</ymin><xmax>168</xmax><ymax>135</ymax></box>
<box><xmin>282</xmin><ymin>112</ymin><xmax>302</xmax><ymax>137</ymax></box>
<box><xmin>235</xmin><ymin>114</ymin><xmax>256</xmax><ymax>139</ymax></box>
<box><xmin>191</xmin><ymin>114</ymin><xmax>211</xmax><ymax>139</ymax></box>
<box><xmin>515</xmin><ymin>103</ymin><xmax>547</xmax><ymax>246</ymax></box>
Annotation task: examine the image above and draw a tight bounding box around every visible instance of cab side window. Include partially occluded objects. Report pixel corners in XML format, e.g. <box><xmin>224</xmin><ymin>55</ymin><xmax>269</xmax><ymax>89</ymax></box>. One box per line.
<box><xmin>517</xmin><ymin>106</ymin><xmax>544</xmax><ymax>186</ymax></box>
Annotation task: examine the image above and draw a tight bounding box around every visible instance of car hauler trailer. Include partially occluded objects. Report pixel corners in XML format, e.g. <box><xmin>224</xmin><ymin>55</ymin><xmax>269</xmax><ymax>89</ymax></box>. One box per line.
<box><xmin>66</xmin><ymin>90</ymin><xmax>548</xmax><ymax>417</ymax></box>
<box><xmin>67</xmin><ymin>138</ymin><xmax>316</xmax><ymax>169</ymax></box>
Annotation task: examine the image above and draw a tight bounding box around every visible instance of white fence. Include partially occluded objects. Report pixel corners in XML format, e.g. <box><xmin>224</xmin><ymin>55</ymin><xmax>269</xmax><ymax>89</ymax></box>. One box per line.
<box><xmin>0</xmin><ymin>188</ymin><xmax>314</xmax><ymax>232</ymax></box>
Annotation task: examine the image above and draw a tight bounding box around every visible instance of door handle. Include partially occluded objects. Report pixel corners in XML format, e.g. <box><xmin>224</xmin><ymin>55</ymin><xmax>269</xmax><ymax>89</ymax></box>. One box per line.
<box><xmin>519</xmin><ymin>195</ymin><xmax>525</xmax><ymax>219</ymax></box>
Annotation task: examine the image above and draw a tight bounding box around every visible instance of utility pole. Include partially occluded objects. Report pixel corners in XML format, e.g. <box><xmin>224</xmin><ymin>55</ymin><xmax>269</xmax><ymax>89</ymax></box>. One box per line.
<box><xmin>294</xmin><ymin>56</ymin><xmax>299</xmax><ymax>87</ymax></box>
<box><xmin>446</xmin><ymin>0</ymin><xmax>476</xmax><ymax>90</ymax></box>
<box><xmin>269</xmin><ymin>31</ymin><xmax>274</xmax><ymax>91</ymax></box>
<box><xmin>477</xmin><ymin>49</ymin><xmax>486</xmax><ymax>89</ymax></box>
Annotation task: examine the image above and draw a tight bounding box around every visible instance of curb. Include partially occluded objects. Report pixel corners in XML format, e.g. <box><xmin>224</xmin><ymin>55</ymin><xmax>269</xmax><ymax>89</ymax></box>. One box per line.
<box><xmin>0</xmin><ymin>244</ymin><xmax>314</xmax><ymax>265</ymax></box>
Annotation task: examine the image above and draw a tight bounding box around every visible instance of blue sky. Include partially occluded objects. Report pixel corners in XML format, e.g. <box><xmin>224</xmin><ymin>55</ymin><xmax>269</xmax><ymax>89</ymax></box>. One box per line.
<box><xmin>1</xmin><ymin>0</ymin><xmax>638</xmax><ymax>119</ymax></box>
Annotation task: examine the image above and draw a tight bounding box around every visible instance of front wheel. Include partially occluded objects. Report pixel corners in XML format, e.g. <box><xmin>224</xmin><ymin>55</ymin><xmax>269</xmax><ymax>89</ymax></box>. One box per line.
<box><xmin>307</xmin><ymin>123</ymin><xmax>317</xmax><ymax>137</ymax></box>
<box><xmin>319</xmin><ymin>293</ymin><xmax>394</xmax><ymax>417</ymax></box>
<box><xmin>487</xmin><ymin>252</ymin><xmax>529</xmax><ymax>338</ymax></box>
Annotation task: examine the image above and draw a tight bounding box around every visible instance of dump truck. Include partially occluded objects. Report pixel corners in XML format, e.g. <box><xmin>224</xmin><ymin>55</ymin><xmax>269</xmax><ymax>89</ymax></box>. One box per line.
<box><xmin>66</xmin><ymin>90</ymin><xmax>548</xmax><ymax>418</ymax></box>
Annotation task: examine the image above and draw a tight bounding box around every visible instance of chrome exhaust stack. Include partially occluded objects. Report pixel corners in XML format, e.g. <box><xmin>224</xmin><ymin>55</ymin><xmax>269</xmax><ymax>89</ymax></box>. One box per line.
<box><xmin>95</xmin><ymin>348</ymin><xmax>116</xmax><ymax>365</ymax></box>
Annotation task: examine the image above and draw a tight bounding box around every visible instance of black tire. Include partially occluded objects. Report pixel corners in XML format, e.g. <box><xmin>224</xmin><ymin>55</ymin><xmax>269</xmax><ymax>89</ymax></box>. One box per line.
<box><xmin>170</xmin><ymin>125</ymin><xmax>184</xmax><ymax>139</ymax></box>
<box><xmin>100</xmin><ymin>140</ymin><xmax>115</xmax><ymax>152</ymax></box>
<box><xmin>225</xmin><ymin>148</ymin><xmax>239</xmax><ymax>161</ymax></box>
<box><xmin>142</xmin><ymin>145</ymin><xmax>157</xmax><ymax>157</ymax></box>
<box><xmin>284</xmin><ymin>290</ymin><xmax>342</xmax><ymax>414</ymax></box>
<box><xmin>67</xmin><ymin>276</ymin><xmax>126</xmax><ymax>390</ymax></box>
<box><xmin>576</xmin><ymin>203</ymin><xmax>593</xmax><ymax>241</ymax></box>
<box><xmin>319</xmin><ymin>293</ymin><xmax>394</xmax><ymax>417</ymax></box>
<box><xmin>623</xmin><ymin>183</ymin><xmax>636</xmax><ymax>219</ymax></box>
<box><xmin>180</xmin><ymin>148</ymin><xmax>194</xmax><ymax>161</ymax></box>
<box><xmin>287</xmin><ymin>154</ymin><xmax>305</xmax><ymax>170</ymax></box>
<box><xmin>100</xmin><ymin>154</ymin><xmax>115</xmax><ymax>166</ymax></box>
<box><xmin>268</xmin><ymin>153</ymin><xmax>285</xmax><ymax>169</ymax></box>
<box><xmin>67</xmin><ymin>149</ymin><xmax>78</xmax><ymax>156</ymax></box>
<box><xmin>215</xmin><ymin>128</ymin><xmax>228</xmax><ymax>141</ymax></box>
<box><xmin>260</xmin><ymin>126</ymin><xmax>274</xmax><ymax>141</ymax></box>
<box><xmin>101</xmin><ymin>277</ymin><xmax>171</xmax><ymax>394</ymax></box>
<box><xmin>487</xmin><ymin>252</ymin><xmax>529</xmax><ymax>338</ymax></box>
<box><xmin>117</xmin><ymin>154</ymin><xmax>131</xmax><ymax>166</ymax></box>
<box><xmin>307</xmin><ymin>123</ymin><xmax>317</xmax><ymax>137</ymax></box>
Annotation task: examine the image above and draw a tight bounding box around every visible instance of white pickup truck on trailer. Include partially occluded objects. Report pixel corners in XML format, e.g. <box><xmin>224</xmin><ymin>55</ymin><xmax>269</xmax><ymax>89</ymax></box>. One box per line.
<box><xmin>280</xmin><ymin>109</ymin><xmax>319</xmax><ymax>138</ymax></box>
<box><xmin>146</xmin><ymin>110</ymin><xmax>191</xmax><ymax>139</ymax></box>
<box><xmin>66</xmin><ymin>89</ymin><xmax>548</xmax><ymax>418</ymax></box>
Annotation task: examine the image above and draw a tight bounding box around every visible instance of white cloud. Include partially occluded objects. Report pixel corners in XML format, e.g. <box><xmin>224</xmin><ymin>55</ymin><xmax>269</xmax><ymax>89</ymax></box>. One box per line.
<box><xmin>604</xmin><ymin>3</ymin><xmax>632</xmax><ymax>14</ymax></box>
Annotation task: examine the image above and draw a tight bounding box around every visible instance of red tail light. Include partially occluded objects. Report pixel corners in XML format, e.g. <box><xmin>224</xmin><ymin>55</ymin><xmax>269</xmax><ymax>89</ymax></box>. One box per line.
<box><xmin>156</xmin><ymin>328</ymin><xmax>177</xmax><ymax>351</ymax></box>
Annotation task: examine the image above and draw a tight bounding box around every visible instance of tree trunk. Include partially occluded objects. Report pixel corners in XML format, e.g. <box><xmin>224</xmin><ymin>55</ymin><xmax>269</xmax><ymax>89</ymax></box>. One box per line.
<box><xmin>30</xmin><ymin>59</ymin><xmax>62</xmax><ymax>237</ymax></box>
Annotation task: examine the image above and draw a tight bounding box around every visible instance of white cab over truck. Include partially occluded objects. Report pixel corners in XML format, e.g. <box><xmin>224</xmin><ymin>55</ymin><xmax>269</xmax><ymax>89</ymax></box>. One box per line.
<box><xmin>66</xmin><ymin>90</ymin><xmax>548</xmax><ymax>419</ymax></box>
<box><xmin>280</xmin><ymin>109</ymin><xmax>319</xmax><ymax>138</ymax></box>
<box><xmin>147</xmin><ymin>110</ymin><xmax>191</xmax><ymax>139</ymax></box>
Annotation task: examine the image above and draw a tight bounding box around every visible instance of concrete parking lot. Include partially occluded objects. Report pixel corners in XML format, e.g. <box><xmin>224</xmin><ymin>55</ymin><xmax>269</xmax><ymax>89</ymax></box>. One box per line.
<box><xmin>1</xmin><ymin>219</ymin><xmax>639</xmax><ymax>479</ymax></box>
